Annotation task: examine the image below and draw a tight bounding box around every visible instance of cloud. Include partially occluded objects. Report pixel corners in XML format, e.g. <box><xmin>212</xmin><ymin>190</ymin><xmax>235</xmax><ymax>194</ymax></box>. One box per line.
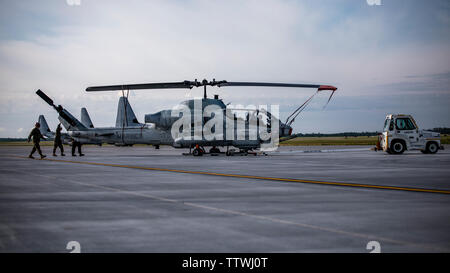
<box><xmin>368</xmin><ymin>71</ymin><xmax>450</xmax><ymax>94</ymax></box>
<box><xmin>0</xmin><ymin>0</ymin><xmax>449</xmax><ymax>136</ymax></box>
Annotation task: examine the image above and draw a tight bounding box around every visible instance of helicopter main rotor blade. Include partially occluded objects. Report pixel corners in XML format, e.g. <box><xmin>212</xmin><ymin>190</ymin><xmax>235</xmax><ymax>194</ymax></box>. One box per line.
<box><xmin>36</xmin><ymin>89</ymin><xmax>55</xmax><ymax>107</ymax></box>
<box><xmin>86</xmin><ymin>81</ymin><xmax>194</xmax><ymax>92</ymax></box>
<box><xmin>86</xmin><ymin>79</ymin><xmax>337</xmax><ymax>92</ymax></box>
<box><xmin>217</xmin><ymin>82</ymin><xmax>337</xmax><ymax>91</ymax></box>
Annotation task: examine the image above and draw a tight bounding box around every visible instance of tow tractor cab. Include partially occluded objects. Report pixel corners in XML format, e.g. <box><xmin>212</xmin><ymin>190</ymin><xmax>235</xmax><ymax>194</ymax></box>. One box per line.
<box><xmin>379</xmin><ymin>114</ymin><xmax>443</xmax><ymax>154</ymax></box>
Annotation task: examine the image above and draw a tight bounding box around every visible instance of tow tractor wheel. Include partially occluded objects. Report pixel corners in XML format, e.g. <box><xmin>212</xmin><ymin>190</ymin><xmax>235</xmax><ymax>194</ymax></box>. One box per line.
<box><xmin>425</xmin><ymin>142</ymin><xmax>439</xmax><ymax>154</ymax></box>
<box><xmin>193</xmin><ymin>148</ymin><xmax>203</xmax><ymax>156</ymax></box>
<box><xmin>390</xmin><ymin>140</ymin><xmax>405</xmax><ymax>154</ymax></box>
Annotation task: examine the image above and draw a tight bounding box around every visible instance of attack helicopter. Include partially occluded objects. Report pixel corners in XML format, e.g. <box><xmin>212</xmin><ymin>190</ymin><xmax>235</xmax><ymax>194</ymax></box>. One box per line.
<box><xmin>83</xmin><ymin>79</ymin><xmax>337</xmax><ymax>156</ymax></box>
<box><xmin>36</xmin><ymin>90</ymin><xmax>171</xmax><ymax>148</ymax></box>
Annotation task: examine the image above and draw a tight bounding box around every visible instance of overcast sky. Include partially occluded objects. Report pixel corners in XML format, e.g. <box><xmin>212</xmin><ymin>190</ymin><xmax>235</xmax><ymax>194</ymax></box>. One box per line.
<box><xmin>0</xmin><ymin>0</ymin><xmax>449</xmax><ymax>137</ymax></box>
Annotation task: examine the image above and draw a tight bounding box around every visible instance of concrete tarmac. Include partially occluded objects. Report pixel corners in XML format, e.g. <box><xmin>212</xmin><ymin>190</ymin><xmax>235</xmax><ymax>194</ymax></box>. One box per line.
<box><xmin>0</xmin><ymin>145</ymin><xmax>449</xmax><ymax>252</ymax></box>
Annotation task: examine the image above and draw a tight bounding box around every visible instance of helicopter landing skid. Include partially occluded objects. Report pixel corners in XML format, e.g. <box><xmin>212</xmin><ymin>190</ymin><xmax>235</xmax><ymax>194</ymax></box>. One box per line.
<box><xmin>182</xmin><ymin>152</ymin><xmax>222</xmax><ymax>156</ymax></box>
<box><xmin>182</xmin><ymin>148</ymin><xmax>267</xmax><ymax>156</ymax></box>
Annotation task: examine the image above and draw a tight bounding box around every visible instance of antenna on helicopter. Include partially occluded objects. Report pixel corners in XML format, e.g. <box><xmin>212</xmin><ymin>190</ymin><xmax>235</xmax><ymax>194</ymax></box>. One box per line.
<box><xmin>202</xmin><ymin>79</ymin><xmax>208</xmax><ymax>99</ymax></box>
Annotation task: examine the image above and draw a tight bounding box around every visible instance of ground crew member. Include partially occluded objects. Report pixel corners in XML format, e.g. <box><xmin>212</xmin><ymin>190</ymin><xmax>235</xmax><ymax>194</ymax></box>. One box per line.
<box><xmin>71</xmin><ymin>140</ymin><xmax>84</xmax><ymax>156</ymax></box>
<box><xmin>27</xmin><ymin>122</ymin><xmax>46</xmax><ymax>159</ymax></box>
<box><xmin>52</xmin><ymin>123</ymin><xmax>65</xmax><ymax>156</ymax></box>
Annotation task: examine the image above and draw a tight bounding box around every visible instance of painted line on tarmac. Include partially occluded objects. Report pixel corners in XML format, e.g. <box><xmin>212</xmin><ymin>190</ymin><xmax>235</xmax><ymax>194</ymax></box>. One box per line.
<box><xmin>10</xmin><ymin>155</ymin><xmax>450</xmax><ymax>195</ymax></box>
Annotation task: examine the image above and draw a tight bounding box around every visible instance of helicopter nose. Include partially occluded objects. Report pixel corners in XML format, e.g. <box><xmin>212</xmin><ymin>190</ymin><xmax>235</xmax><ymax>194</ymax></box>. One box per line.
<box><xmin>279</xmin><ymin>123</ymin><xmax>293</xmax><ymax>137</ymax></box>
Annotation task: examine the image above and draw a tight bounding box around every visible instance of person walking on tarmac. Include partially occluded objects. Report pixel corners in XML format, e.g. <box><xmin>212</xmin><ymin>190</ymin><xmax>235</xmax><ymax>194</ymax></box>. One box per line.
<box><xmin>71</xmin><ymin>140</ymin><xmax>84</xmax><ymax>157</ymax></box>
<box><xmin>27</xmin><ymin>122</ymin><xmax>46</xmax><ymax>159</ymax></box>
<box><xmin>52</xmin><ymin>123</ymin><xmax>65</xmax><ymax>157</ymax></box>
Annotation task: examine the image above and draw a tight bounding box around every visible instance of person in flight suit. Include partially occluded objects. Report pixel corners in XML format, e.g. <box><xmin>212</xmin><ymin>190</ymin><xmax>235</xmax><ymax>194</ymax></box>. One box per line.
<box><xmin>71</xmin><ymin>140</ymin><xmax>84</xmax><ymax>156</ymax></box>
<box><xmin>27</xmin><ymin>122</ymin><xmax>46</xmax><ymax>159</ymax></box>
<box><xmin>52</xmin><ymin>123</ymin><xmax>65</xmax><ymax>156</ymax></box>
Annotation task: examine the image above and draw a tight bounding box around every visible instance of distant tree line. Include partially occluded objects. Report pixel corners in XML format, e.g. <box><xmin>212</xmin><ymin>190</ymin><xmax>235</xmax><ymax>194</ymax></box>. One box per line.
<box><xmin>290</xmin><ymin>127</ymin><xmax>450</xmax><ymax>137</ymax></box>
<box><xmin>0</xmin><ymin>138</ymin><xmax>27</xmax><ymax>142</ymax></box>
<box><xmin>428</xmin><ymin>128</ymin><xmax>450</xmax><ymax>134</ymax></box>
<box><xmin>290</xmin><ymin>132</ymin><xmax>379</xmax><ymax>138</ymax></box>
<box><xmin>1</xmin><ymin>127</ymin><xmax>449</xmax><ymax>142</ymax></box>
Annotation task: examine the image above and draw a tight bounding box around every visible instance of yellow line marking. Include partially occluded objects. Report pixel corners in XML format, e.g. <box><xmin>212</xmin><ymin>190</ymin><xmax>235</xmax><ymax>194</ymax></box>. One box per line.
<box><xmin>10</xmin><ymin>155</ymin><xmax>450</xmax><ymax>195</ymax></box>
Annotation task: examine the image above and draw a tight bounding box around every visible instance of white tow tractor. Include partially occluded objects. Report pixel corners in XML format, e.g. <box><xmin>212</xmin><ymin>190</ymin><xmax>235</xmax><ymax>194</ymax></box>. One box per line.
<box><xmin>377</xmin><ymin>114</ymin><xmax>444</xmax><ymax>154</ymax></box>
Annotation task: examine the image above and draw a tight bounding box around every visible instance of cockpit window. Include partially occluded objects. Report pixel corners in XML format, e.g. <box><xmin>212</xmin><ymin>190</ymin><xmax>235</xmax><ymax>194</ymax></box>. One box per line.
<box><xmin>383</xmin><ymin>118</ymin><xmax>390</xmax><ymax>131</ymax></box>
<box><xmin>395</xmin><ymin>118</ymin><xmax>416</xmax><ymax>130</ymax></box>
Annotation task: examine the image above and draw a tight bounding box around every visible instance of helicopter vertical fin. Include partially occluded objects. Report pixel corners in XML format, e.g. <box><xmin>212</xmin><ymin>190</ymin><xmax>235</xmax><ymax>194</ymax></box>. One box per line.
<box><xmin>116</xmin><ymin>97</ymin><xmax>141</xmax><ymax>128</ymax></box>
<box><xmin>81</xmin><ymin>107</ymin><xmax>94</xmax><ymax>128</ymax></box>
<box><xmin>38</xmin><ymin>115</ymin><xmax>52</xmax><ymax>136</ymax></box>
